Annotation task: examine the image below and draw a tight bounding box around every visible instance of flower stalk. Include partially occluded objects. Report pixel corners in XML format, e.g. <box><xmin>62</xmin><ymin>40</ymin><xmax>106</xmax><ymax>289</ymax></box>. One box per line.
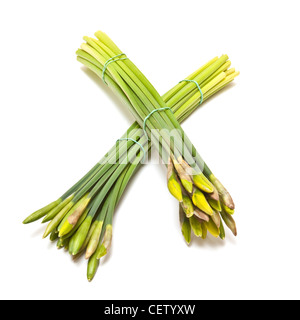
<box><xmin>24</xmin><ymin>31</ymin><xmax>239</xmax><ymax>280</ymax></box>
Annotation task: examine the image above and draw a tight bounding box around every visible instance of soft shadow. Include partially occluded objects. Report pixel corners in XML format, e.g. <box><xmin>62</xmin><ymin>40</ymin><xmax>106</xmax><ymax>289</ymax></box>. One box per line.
<box><xmin>192</xmin><ymin>234</ymin><xmax>226</xmax><ymax>249</ymax></box>
<box><xmin>191</xmin><ymin>229</ymin><xmax>237</xmax><ymax>249</ymax></box>
<box><xmin>44</xmin><ymin>234</ymin><xmax>84</xmax><ymax>266</ymax></box>
<box><xmin>46</xmin><ymin>239</ymin><xmax>58</xmax><ymax>249</ymax></box>
<box><xmin>71</xmin><ymin>251</ymin><xmax>86</xmax><ymax>265</ymax></box>
<box><xmin>101</xmin><ymin>247</ymin><xmax>113</xmax><ymax>266</ymax></box>
<box><xmin>30</xmin><ymin>224</ymin><xmax>47</xmax><ymax>238</ymax></box>
<box><xmin>223</xmin><ymin>231</ymin><xmax>238</xmax><ymax>245</ymax></box>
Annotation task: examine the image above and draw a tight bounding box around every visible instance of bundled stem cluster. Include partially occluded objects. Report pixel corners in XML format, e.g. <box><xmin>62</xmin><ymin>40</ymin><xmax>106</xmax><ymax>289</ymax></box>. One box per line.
<box><xmin>23</xmin><ymin>31</ymin><xmax>239</xmax><ymax>281</ymax></box>
<box><xmin>168</xmin><ymin>155</ymin><xmax>237</xmax><ymax>244</ymax></box>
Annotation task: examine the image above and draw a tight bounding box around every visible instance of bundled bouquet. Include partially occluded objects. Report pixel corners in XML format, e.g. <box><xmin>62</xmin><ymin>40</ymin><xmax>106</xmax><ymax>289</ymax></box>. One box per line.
<box><xmin>24</xmin><ymin>31</ymin><xmax>239</xmax><ymax>281</ymax></box>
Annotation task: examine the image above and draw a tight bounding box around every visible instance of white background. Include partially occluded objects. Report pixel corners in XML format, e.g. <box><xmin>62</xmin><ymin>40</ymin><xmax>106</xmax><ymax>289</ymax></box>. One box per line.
<box><xmin>1</xmin><ymin>0</ymin><xmax>300</xmax><ymax>300</ymax></box>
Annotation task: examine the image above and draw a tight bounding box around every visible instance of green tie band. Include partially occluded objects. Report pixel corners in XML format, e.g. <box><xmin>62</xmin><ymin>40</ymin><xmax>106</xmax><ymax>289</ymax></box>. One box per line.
<box><xmin>117</xmin><ymin>138</ymin><xmax>146</xmax><ymax>163</ymax></box>
<box><xmin>179</xmin><ymin>79</ymin><xmax>203</xmax><ymax>105</ymax></box>
<box><xmin>102</xmin><ymin>53</ymin><xmax>129</xmax><ymax>84</ymax></box>
<box><xmin>143</xmin><ymin>107</ymin><xmax>173</xmax><ymax>141</ymax></box>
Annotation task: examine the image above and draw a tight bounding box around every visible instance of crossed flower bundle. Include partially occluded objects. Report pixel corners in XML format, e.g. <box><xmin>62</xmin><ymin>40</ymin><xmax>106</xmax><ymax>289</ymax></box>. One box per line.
<box><xmin>24</xmin><ymin>31</ymin><xmax>239</xmax><ymax>281</ymax></box>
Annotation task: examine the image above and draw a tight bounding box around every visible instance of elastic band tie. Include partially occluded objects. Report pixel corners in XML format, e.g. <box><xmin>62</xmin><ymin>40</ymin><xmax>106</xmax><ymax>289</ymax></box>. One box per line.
<box><xmin>143</xmin><ymin>107</ymin><xmax>173</xmax><ymax>141</ymax></box>
<box><xmin>102</xmin><ymin>53</ymin><xmax>128</xmax><ymax>84</ymax></box>
<box><xmin>179</xmin><ymin>79</ymin><xmax>203</xmax><ymax>105</ymax></box>
<box><xmin>117</xmin><ymin>138</ymin><xmax>146</xmax><ymax>163</ymax></box>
